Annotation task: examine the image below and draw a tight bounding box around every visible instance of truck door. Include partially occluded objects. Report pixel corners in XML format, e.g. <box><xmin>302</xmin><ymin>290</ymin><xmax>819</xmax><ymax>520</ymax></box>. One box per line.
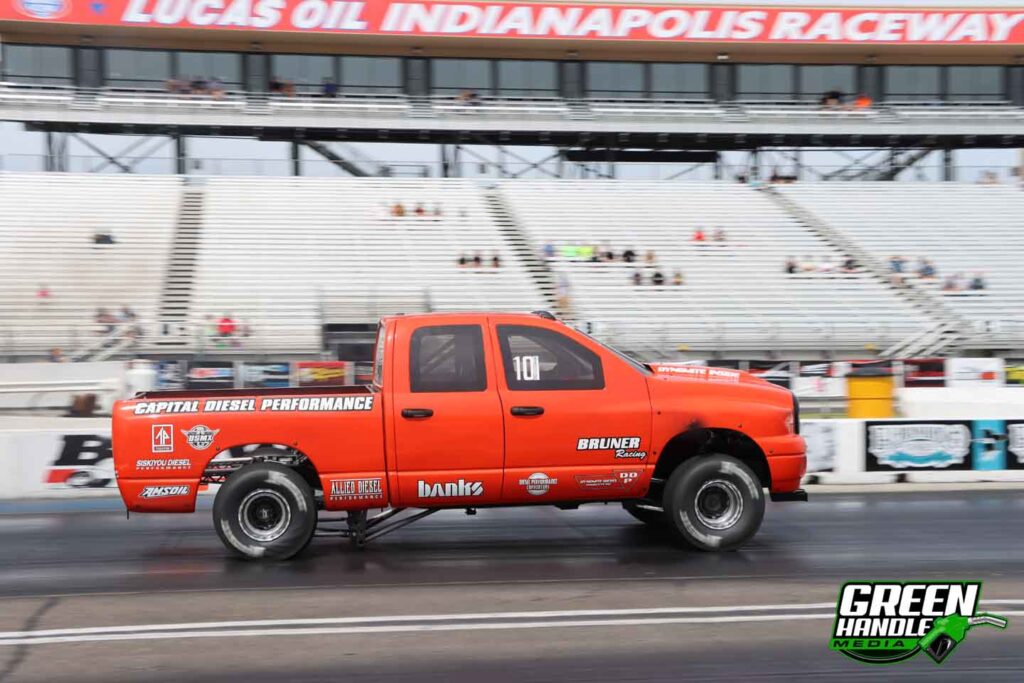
<box><xmin>491</xmin><ymin>322</ymin><xmax>653</xmax><ymax>503</ymax></box>
<box><xmin>391</xmin><ymin>321</ymin><xmax>504</xmax><ymax>507</ymax></box>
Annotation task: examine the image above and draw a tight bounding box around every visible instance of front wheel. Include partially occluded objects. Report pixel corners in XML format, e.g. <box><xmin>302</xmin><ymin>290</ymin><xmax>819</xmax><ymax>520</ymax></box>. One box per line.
<box><xmin>213</xmin><ymin>462</ymin><xmax>316</xmax><ymax>560</ymax></box>
<box><xmin>662</xmin><ymin>454</ymin><xmax>765</xmax><ymax>552</ymax></box>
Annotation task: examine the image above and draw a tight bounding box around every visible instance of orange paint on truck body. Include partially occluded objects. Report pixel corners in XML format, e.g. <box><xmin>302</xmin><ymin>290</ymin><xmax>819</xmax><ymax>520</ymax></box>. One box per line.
<box><xmin>112</xmin><ymin>313</ymin><xmax>804</xmax><ymax>513</ymax></box>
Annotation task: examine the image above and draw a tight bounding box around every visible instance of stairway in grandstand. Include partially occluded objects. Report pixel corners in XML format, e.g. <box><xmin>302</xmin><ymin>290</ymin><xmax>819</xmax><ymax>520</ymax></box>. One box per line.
<box><xmin>0</xmin><ymin>173</ymin><xmax>180</xmax><ymax>358</ymax></box>
<box><xmin>188</xmin><ymin>177</ymin><xmax>546</xmax><ymax>353</ymax></box>
<box><xmin>498</xmin><ymin>180</ymin><xmax>933</xmax><ymax>356</ymax></box>
<box><xmin>776</xmin><ymin>183</ymin><xmax>1024</xmax><ymax>353</ymax></box>
<box><xmin>153</xmin><ymin>187</ymin><xmax>206</xmax><ymax>348</ymax></box>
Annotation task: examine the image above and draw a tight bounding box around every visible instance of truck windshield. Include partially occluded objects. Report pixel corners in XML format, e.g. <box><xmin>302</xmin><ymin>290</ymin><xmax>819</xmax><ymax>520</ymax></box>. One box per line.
<box><xmin>573</xmin><ymin>326</ymin><xmax>653</xmax><ymax>376</ymax></box>
<box><xmin>372</xmin><ymin>324</ymin><xmax>385</xmax><ymax>387</ymax></box>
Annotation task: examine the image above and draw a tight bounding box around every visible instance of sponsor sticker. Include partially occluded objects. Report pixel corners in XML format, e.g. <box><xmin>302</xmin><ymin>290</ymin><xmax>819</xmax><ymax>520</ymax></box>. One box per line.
<box><xmin>15</xmin><ymin>0</ymin><xmax>69</xmax><ymax>19</ymax></box>
<box><xmin>866</xmin><ymin>422</ymin><xmax>972</xmax><ymax>470</ymax></box>
<box><xmin>830</xmin><ymin>581</ymin><xmax>1007</xmax><ymax>665</ymax></box>
<box><xmin>329</xmin><ymin>477</ymin><xmax>384</xmax><ymax>502</ymax></box>
<box><xmin>136</xmin><ymin>458</ymin><xmax>191</xmax><ymax>470</ymax></box>
<box><xmin>133</xmin><ymin>395</ymin><xmax>374</xmax><ymax>415</ymax></box>
<box><xmin>181</xmin><ymin>425</ymin><xmax>219</xmax><ymax>451</ymax></box>
<box><xmin>417</xmin><ymin>479</ymin><xmax>484</xmax><ymax>498</ymax></box>
<box><xmin>151</xmin><ymin>424</ymin><xmax>174</xmax><ymax>453</ymax></box>
<box><xmin>654</xmin><ymin>365</ymin><xmax>741</xmax><ymax>382</ymax></box>
<box><xmin>139</xmin><ymin>485</ymin><xmax>191</xmax><ymax>499</ymax></box>
<box><xmin>518</xmin><ymin>472</ymin><xmax>558</xmax><ymax>496</ymax></box>
<box><xmin>576</xmin><ymin>436</ymin><xmax>647</xmax><ymax>460</ymax></box>
<box><xmin>574</xmin><ymin>470</ymin><xmax>641</xmax><ymax>491</ymax></box>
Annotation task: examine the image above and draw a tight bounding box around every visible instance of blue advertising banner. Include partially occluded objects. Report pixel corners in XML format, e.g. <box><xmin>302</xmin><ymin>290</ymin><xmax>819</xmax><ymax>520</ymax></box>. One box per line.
<box><xmin>972</xmin><ymin>420</ymin><xmax>1007</xmax><ymax>471</ymax></box>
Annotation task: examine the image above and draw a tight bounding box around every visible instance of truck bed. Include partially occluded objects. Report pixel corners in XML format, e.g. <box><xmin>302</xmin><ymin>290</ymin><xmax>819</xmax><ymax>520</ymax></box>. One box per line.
<box><xmin>133</xmin><ymin>385</ymin><xmax>375</xmax><ymax>400</ymax></box>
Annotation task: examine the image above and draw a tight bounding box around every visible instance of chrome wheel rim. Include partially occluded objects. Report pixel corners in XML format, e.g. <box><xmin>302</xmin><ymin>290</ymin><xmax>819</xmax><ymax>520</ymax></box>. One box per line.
<box><xmin>693</xmin><ymin>479</ymin><xmax>744</xmax><ymax>530</ymax></box>
<box><xmin>238</xmin><ymin>489</ymin><xmax>291</xmax><ymax>542</ymax></box>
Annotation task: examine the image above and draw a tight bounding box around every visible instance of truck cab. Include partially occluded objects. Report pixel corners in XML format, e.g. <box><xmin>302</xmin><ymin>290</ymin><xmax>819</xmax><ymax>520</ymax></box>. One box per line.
<box><xmin>113</xmin><ymin>311</ymin><xmax>805</xmax><ymax>559</ymax></box>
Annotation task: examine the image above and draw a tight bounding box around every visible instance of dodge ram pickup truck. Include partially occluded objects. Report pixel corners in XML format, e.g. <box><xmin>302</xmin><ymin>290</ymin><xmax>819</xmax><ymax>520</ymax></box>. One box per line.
<box><xmin>112</xmin><ymin>311</ymin><xmax>806</xmax><ymax>560</ymax></box>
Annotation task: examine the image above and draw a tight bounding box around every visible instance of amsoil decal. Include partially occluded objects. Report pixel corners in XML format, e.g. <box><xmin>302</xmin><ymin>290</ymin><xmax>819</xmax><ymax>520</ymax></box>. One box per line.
<box><xmin>2</xmin><ymin>2</ymin><xmax>1023</xmax><ymax>45</ymax></box>
<box><xmin>45</xmin><ymin>434</ymin><xmax>115</xmax><ymax>488</ymax></box>
<box><xmin>865</xmin><ymin>421</ymin><xmax>972</xmax><ymax>471</ymax></box>
<box><xmin>417</xmin><ymin>479</ymin><xmax>483</xmax><ymax>498</ymax></box>
<box><xmin>329</xmin><ymin>477</ymin><xmax>384</xmax><ymax>502</ymax></box>
<box><xmin>181</xmin><ymin>425</ymin><xmax>219</xmax><ymax>451</ymax></box>
<box><xmin>577</xmin><ymin>436</ymin><xmax>647</xmax><ymax>460</ymax></box>
<box><xmin>139</xmin><ymin>485</ymin><xmax>191</xmax><ymax>499</ymax></box>
<box><xmin>518</xmin><ymin>472</ymin><xmax>557</xmax><ymax>496</ymax></box>
<box><xmin>830</xmin><ymin>582</ymin><xmax>1007</xmax><ymax>665</ymax></box>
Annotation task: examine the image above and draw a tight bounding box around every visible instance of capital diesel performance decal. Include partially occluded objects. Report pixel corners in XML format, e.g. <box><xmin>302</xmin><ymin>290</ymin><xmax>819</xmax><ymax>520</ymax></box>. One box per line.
<box><xmin>3</xmin><ymin>1</ymin><xmax>1024</xmax><ymax>45</ymax></box>
<box><xmin>830</xmin><ymin>582</ymin><xmax>1007</xmax><ymax>665</ymax></box>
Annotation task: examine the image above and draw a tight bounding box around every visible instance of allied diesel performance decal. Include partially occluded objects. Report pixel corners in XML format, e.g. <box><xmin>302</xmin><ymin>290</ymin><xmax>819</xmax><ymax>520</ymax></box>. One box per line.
<box><xmin>329</xmin><ymin>477</ymin><xmax>384</xmax><ymax>502</ymax></box>
<box><xmin>139</xmin><ymin>485</ymin><xmax>191</xmax><ymax>499</ymax></box>
<box><xmin>181</xmin><ymin>425</ymin><xmax>220</xmax><ymax>451</ymax></box>
<box><xmin>518</xmin><ymin>472</ymin><xmax>557</xmax><ymax>496</ymax></box>
<box><xmin>2</xmin><ymin>1</ymin><xmax>1023</xmax><ymax>45</ymax></box>
<box><xmin>577</xmin><ymin>436</ymin><xmax>647</xmax><ymax>460</ymax></box>
<box><xmin>830</xmin><ymin>582</ymin><xmax>1007</xmax><ymax>665</ymax></box>
<box><xmin>132</xmin><ymin>395</ymin><xmax>374</xmax><ymax>415</ymax></box>
<box><xmin>417</xmin><ymin>479</ymin><xmax>484</xmax><ymax>498</ymax></box>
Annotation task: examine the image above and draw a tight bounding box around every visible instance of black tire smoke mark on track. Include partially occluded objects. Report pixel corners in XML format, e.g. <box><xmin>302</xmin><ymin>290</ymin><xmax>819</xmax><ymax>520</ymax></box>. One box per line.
<box><xmin>0</xmin><ymin>597</ymin><xmax>59</xmax><ymax>682</ymax></box>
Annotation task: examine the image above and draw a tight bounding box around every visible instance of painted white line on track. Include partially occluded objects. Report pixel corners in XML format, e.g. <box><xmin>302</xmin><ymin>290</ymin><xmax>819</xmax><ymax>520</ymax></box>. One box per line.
<box><xmin>0</xmin><ymin>613</ymin><xmax>844</xmax><ymax>646</ymax></box>
<box><xmin>0</xmin><ymin>603</ymin><xmax>839</xmax><ymax>640</ymax></box>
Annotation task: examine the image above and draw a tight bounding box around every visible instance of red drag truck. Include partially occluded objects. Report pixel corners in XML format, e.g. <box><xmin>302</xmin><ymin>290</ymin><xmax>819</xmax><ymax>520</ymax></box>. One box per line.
<box><xmin>113</xmin><ymin>312</ymin><xmax>806</xmax><ymax>560</ymax></box>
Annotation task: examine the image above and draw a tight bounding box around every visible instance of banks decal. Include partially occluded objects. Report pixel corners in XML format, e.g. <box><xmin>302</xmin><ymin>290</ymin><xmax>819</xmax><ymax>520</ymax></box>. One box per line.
<box><xmin>44</xmin><ymin>433</ymin><xmax>114</xmax><ymax>489</ymax></box>
<box><xmin>181</xmin><ymin>425</ymin><xmax>219</xmax><ymax>451</ymax></box>
<box><xmin>576</xmin><ymin>436</ymin><xmax>647</xmax><ymax>460</ymax></box>
<box><xmin>136</xmin><ymin>458</ymin><xmax>191</xmax><ymax>470</ymax></box>
<box><xmin>831</xmin><ymin>582</ymin><xmax>1007</xmax><ymax>665</ymax></box>
<box><xmin>329</xmin><ymin>477</ymin><xmax>384</xmax><ymax>502</ymax></box>
<box><xmin>139</xmin><ymin>485</ymin><xmax>191</xmax><ymax>499</ymax></box>
<box><xmin>518</xmin><ymin>472</ymin><xmax>558</xmax><ymax>496</ymax></box>
<box><xmin>152</xmin><ymin>424</ymin><xmax>174</xmax><ymax>452</ymax></box>
<box><xmin>867</xmin><ymin>423</ymin><xmax>971</xmax><ymax>469</ymax></box>
<box><xmin>417</xmin><ymin>479</ymin><xmax>484</xmax><ymax>498</ymax></box>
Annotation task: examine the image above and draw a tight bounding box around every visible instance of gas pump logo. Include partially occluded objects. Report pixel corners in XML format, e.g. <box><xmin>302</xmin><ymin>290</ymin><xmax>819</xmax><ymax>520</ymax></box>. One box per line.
<box><xmin>152</xmin><ymin>424</ymin><xmax>174</xmax><ymax>453</ymax></box>
<box><xmin>830</xmin><ymin>581</ymin><xmax>1007</xmax><ymax>665</ymax></box>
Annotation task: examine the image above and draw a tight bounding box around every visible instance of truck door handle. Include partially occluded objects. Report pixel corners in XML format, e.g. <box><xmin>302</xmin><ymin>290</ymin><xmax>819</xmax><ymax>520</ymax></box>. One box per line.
<box><xmin>511</xmin><ymin>406</ymin><xmax>544</xmax><ymax>416</ymax></box>
<box><xmin>401</xmin><ymin>408</ymin><xmax>434</xmax><ymax>419</ymax></box>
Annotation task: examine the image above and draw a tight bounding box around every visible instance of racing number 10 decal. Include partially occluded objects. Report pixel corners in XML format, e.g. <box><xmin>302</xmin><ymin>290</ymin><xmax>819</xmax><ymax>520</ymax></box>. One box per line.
<box><xmin>513</xmin><ymin>355</ymin><xmax>541</xmax><ymax>382</ymax></box>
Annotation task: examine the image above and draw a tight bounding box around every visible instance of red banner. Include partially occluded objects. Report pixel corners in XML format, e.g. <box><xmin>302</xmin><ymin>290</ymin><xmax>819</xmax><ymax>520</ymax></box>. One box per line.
<box><xmin>3</xmin><ymin>1</ymin><xmax>1024</xmax><ymax>44</ymax></box>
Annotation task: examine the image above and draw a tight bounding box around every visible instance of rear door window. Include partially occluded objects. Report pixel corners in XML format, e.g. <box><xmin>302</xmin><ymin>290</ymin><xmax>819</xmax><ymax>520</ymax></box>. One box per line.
<box><xmin>409</xmin><ymin>325</ymin><xmax>487</xmax><ymax>393</ymax></box>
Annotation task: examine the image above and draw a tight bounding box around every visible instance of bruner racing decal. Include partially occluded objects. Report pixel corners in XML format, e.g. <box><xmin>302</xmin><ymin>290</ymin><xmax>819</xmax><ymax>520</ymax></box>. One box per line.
<box><xmin>830</xmin><ymin>581</ymin><xmax>1008</xmax><ymax>665</ymax></box>
<box><xmin>576</xmin><ymin>436</ymin><xmax>647</xmax><ymax>460</ymax></box>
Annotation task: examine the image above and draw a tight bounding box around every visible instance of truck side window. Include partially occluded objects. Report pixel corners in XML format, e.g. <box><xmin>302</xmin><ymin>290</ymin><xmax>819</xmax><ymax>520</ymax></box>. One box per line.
<box><xmin>497</xmin><ymin>325</ymin><xmax>604</xmax><ymax>391</ymax></box>
<box><xmin>410</xmin><ymin>325</ymin><xmax>487</xmax><ymax>393</ymax></box>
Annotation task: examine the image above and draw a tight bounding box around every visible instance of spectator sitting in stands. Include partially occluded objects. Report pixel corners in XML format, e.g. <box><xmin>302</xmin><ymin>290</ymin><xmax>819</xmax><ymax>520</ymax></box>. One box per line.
<box><xmin>433</xmin><ymin>205</ymin><xmax>443</xmax><ymax>217</ymax></box>
<box><xmin>218</xmin><ymin>313</ymin><xmax>237</xmax><ymax>339</ymax></box>
<box><xmin>390</xmin><ymin>202</ymin><xmax>406</xmax><ymax>217</ymax></box>
<box><xmin>269</xmin><ymin>76</ymin><xmax>284</xmax><ymax>94</ymax></box>
<box><xmin>93</xmin><ymin>230</ymin><xmax>115</xmax><ymax>245</ymax></box>
<box><xmin>600</xmin><ymin>242</ymin><xmax>615</xmax><ymax>261</ymax></box>
<box><xmin>36</xmin><ymin>284</ymin><xmax>51</xmax><ymax>303</ymax></box>
<box><xmin>472</xmin><ymin>252</ymin><xmax>483</xmax><ymax>267</ymax></box>
<box><xmin>784</xmin><ymin>257</ymin><xmax>798</xmax><ymax>275</ymax></box>
<box><xmin>457</xmin><ymin>253</ymin><xmax>468</xmax><ymax>267</ymax></box>
<box><xmin>190</xmin><ymin>76</ymin><xmax>208</xmax><ymax>95</ymax></box>
<box><xmin>651</xmin><ymin>271</ymin><xmax>665</xmax><ymax>286</ymax></box>
<box><xmin>48</xmin><ymin>347</ymin><xmax>65</xmax><ymax>363</ymax></box>
<box><xmin>645</xmin><ymin>250</ymin><xmax>657</xmax><ymax>265</ymax></box>
<box><xmin>800</xmin><ymin>256</ymin><xmax>818</xmax><ymax>273</ymax></box>
<box><xmin>969</xmin><ymin>273</ymin><xmax>987</xmax><ymax>291</ymax></box>
<box><xmin>413</xmin><ymin>203</ymin><xmax>426</xmax><ymax>217</ymax></box>
<box><xmin>209</xmin><ymin>77</ymin><xmax>225</xmax><ymax>99</ymax></box>
<box><xmin>942</xmin><ymin>274</ymin><xmax>964</xmax><ymax>292</ymax></box>
<box><xmin>853</xmin><ymin>92</ymin><xmax>873</xmax><ymax>109</ymax></box>
<box><xmin>819</xmin><ymin>256</ymin><xmax>836</xmax><ymax>273</ymax></box>
<box><xmin>889</xmin><ymin>255</ymin><xmax>906</xmax><ymax>273</ymax></box>
<box><xmin>631</xmin><ymin>270</ymin><xmax>643</xmax><ymax>286</ymax></box>
<box><xmin>491</xmin><ymin>253</ymin><xmax>502</xmax><ymax>268</ymax></box>
<box><xmin>672</xmin><ymin>270</ymin><xmax>684</xmax><ymax>286</ymax></box>
<box><xmin>96</xmin><ymin>308</ymin><xmax>116</xmax><ymax>334</ymax></box>
<box><xmin>622</xmin><ymin>248</ymin><xmax>637</xmax><ymax>263</ymax></box>
<box><xmin>842</xmin><ymin>257</ymin><xmax>858</xmax><ymax>273</ymax></box>
<box><xmin>712</xmin><ymin>227</ymin><xmax>727</xmax><ymax>242</ymax></box>
<box><xmin>692</xmin><ymin>228</ymin><xmax>706</xmax><ymax>243</ymax></box>
<box><xmin>166</xmin><ymin>77</ymin><xmax>186</xmax><ymax>94</ymax></box>
<box><xmin>917</xmin><ymin>258</ymin><xmax>937</xmax><ymax>280</ymax></box>
<box><xmin>820</xmin><ymin>88</ymin><xmax>844</xmax><ymax>108</ymax></box>
<box><xmin>321</xmin><ymin>78</ymin><xmax>339</xmax><ymax>98</ymax></box>
<box><xmin>978</xmin><ymin>171</ymin><xmax>1000</xmax><ymax>185</ymax></box>
<box><xmin>542</xmin><ymin>242</ymin><xmax>555</xmax><ymax>259</ymax></box>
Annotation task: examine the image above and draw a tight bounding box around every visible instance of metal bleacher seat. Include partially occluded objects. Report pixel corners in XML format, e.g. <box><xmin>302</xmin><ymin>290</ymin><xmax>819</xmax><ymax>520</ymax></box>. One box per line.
<box><xmin>0</xmin><ymin>173</ymin><xmax>181</xmax><ymax>355</ymax></box>
<box><xmin>498</xmin><ymin>180</ymin><xmax>930</xmax><ymax>354</ymax></box>
<box><xmin>189</xmin><ymin>177</ymin><xmax>546</xmax><ymax>353</ymax></box>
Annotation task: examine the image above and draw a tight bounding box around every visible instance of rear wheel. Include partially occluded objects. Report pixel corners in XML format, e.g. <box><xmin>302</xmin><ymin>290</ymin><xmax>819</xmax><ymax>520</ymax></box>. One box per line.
<box><xmin>213</xmin><ymin>462</ymin><xmax>316</xmax><ymax>560</ymax></box>
<box><xmin>662</xmin><ymin>454</ymin><xmax>765</xmax><ymax>551</ymax></box>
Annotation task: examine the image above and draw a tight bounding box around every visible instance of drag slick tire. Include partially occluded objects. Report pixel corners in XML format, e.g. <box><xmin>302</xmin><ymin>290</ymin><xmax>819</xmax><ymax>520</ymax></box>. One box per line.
<box><xmin>663</xmin><ymin>454</ymin><xmax>765</xmax><ymax>552</ymax></box>
<box><xmin>623</xmin><ymin>502</ymin><xmax>667</xmax><ymax>527</ymax></box>
<box><xmin>213</xmin><ymin>462</ymin><xmax>316</xmax><ymax>560</ymax></box>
